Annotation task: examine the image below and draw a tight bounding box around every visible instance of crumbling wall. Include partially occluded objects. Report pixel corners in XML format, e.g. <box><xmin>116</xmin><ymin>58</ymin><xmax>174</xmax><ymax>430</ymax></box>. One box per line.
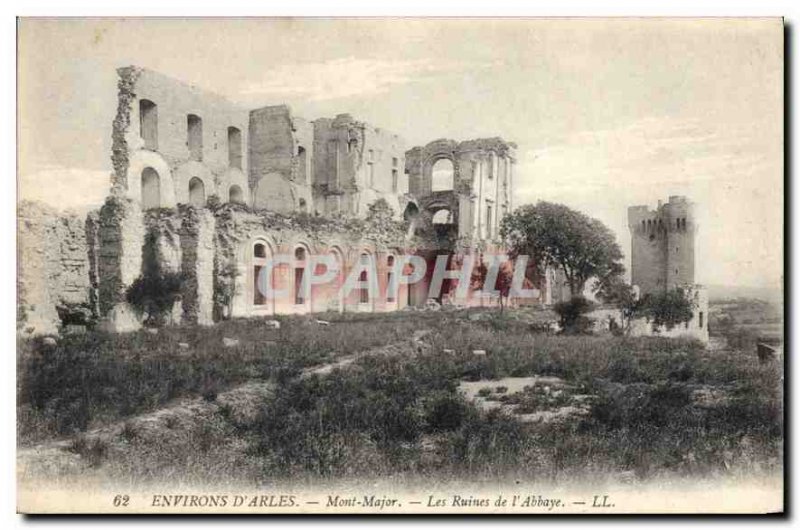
<box><xmin>249</xmin><ymin>105</ymin><xmax>314</xmax><ymax>213</ymax></box>
<box><xmin>17</xmin><ymin>201</ymin><xmax>95</xmax><ymax>335</ymax></box>
<box><xmin>312</xmin><ymin>114</ymin><xmax>407</xmax><ymax>219</ymax></box>
<box><xmin>180</xmin><ymin>206</ymin><xmax>215</xmax><ymax>325</ymax></box>
<box><xmin>111</xmin><ymin>66</ymin><xmax>143</xmax><ymax>194</ymax></box>
<box><xmin>97</xmin><ymin>196</ymin><xmax>145</xmax><ymax>332</ymax></box>
<box><xmin>405</xmin><ymin>137</ymin><xmax>516</xmax><ymax>246</ymax></box>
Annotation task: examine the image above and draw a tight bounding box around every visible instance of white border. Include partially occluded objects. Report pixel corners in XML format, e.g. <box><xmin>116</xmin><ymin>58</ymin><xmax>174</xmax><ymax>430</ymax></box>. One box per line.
<box><xmin>4</xmin><ymin>2</ymin><xmax>795</xmax><ymax>528</ymax></box>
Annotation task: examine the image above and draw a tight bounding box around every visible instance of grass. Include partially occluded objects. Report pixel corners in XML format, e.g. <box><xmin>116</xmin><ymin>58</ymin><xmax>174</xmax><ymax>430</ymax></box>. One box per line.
<box><xmin>18</xmin><ymin>307</ymin><xmax>783</xmax><ymax>487</ymax></box>
<box><xmin>17</xmin><ymin>311</ymin><xmax>435</xmax><ymax>443</ymax></box>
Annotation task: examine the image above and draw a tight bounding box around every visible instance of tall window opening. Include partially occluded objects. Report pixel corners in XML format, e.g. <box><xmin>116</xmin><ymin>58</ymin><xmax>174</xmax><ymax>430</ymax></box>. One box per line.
<box><xmin>253</xmin><ymin>243</ymin><xmax>268</xmax><ymax>306</ymax></box>
<box><xmin>141</xmin><ymin>167</ymin><xmax>160</xmax><ymax>209</ymax></box>
<box><xmin>486</xmin><ymin>204</ymin><xmax>493</xmax><ymax>238</ymax></box>
<box><xmin>294</xmin><ymin>247</ymin><xmax>307</xmax><ymax>305</ymax></box>
<box><xmin>228</xmin><ymin>126</ymin><xmax>242</xmax><ymax>169</ymax></box>
<box><xmin>187</xmin><ymin>114</ymin><xmax>203</xmax><ymax>161</ymax></box>
<box><xmin>392</xmin><ymin>169</ymin><xmax>398</xmax><ymax>192</ymax></box>
<box><xmin>359</xmin><ymin>253</ymin><xmax>370</xmax><ymax>304</ymax></box>
<box><xmin>139</xmin><ymin>99</ymin><xmax>158</xmax><ymax>150</ymax></box>
<box><xmin>386</xmin><ymin>255</ymin><xmax>396</xmax><ymax>303</ymax></box>
<box><xmin>431</xmin><ymin>159</ymin><xmax>455</xmax><ymax>191</ymax></box>
<box><xmin>188</xmin><ymin>177</ymin><xmax>205</xmax><ymax>207</ymax></box>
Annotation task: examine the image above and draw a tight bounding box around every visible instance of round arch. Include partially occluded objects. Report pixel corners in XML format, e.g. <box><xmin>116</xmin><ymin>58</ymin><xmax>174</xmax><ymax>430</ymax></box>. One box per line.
<box><xmin>188</xmin><ymin>177</ymin><xmax>206</xmax><ymax>207</ymax></box>
<box><xmin>430</xmin><ymin>158</ymin><xmax>455</xmax><ymax>192</ymax></box>
<box><xmin>127</xmin><ymin>149</ymin><xmax>175</xmax><ymax>208</ymax></box>
<box><xmin>174</xmin><ymin>161</ymin><xmax>214</xmax><ymax>206</ymax></box>
<box><xmin>222</xmin><ymin>167</ymin><xmax>250</xmax><ymax>205</ymax></box>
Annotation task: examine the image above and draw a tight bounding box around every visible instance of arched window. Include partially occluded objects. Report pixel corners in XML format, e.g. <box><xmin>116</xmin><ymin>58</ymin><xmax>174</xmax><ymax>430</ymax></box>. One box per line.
<box><xmin>431</xmin><ymin>159</ymin><xmax>454</xmax><ymax>191</ymax></box>
<box><xmin>140</xmin><ymin>99</ymin><xmax>158</xmax><ymax>150</ymax></box>
<box><xmin>229</xmin><ymin>185</ymin><xmax>243</xmax><ymax>204</ymax></box>
<box><xmin>188</xmin><ymin>177</ymin><xmax>205</xmax><ymax>207</ymax></box>
<box><xmin>359</xmin><ymin>253</ymin><xmax>370</xmax><ymax>305</ymax></box>
<box><xmin>187</xmin><ymin>114</ymin><xmax>203</xmax><ymax>161</ymax></box>
<box><xmin>294</xmin><ymin>246</ymin><xmax>308</xmax><ymax>305</ymax></box>
<box><xmin>298</xmin><ymin>198</ymin><xmax>307</xmax><ymax>212</ymax></box>
<box><xmin>141</xmin><ymin>167</ymin><xmax>160</xmax><ymax>209</ymax></box>
<box><xmin>253</xmin><ymin>242</ymin><xmax>269</xmax><ymax>306</ymax></box>
<box><xmin>228</xmin><ymin>127</ymin><xmax>242</xmax><ymax>169</ymax></box>
<box><xmin>403</xmin><ymin>203</ymin><xmax>419</xmax><ymax>222</ymax></box>
<box><xmin>386</xmin><ymin>255</ymin><xmax>396</xmax><ymax>303</ymax></box>
<box><xmin>432</xmin><ymin>209</ymin><xmax>452</xmax><ymax>225</ymax></box>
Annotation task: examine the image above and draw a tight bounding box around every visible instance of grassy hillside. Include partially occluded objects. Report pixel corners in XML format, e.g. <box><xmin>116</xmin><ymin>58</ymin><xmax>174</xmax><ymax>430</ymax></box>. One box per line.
<box><xmin>18</xmin><ymin>308</ymin><xmax>783</xmax><ymax>487</ymax></box>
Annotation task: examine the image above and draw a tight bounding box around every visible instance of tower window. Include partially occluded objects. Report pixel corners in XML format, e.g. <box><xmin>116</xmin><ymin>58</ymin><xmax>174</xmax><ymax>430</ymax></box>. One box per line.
<box><xmin>392</xmin><ymin>169</ymin><xmax>398</xmax><ymax>192</ymax></box>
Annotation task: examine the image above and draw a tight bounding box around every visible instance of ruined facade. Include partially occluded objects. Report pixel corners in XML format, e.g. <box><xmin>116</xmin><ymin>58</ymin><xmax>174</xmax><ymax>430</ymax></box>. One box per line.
<box><xmin>17</xmin><ymin>66</ymin><xmax>535</xmax><ymax>335</ymax></box>
<box><xmin>627</xmin><ymin>196</ymin><xmax>708</xmax><ymax>342</ymax></box>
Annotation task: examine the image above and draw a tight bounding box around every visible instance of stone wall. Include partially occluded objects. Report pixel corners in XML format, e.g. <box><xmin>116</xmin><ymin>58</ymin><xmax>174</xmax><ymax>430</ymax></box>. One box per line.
<box><xmin>113</xmin><ymin>66</ymin><xmax>251</xmax><ymax>210</ymax></box>
<box><xmin>97</xmin><ymin>197</ymin><xmax>145</xmax><ymax>332</ymax></box>
<box><xmin>213</xmin><ymin>203</ymin><xmax>410</xmax><ymax>318</ymax></box>
<box><xmin>17</xmin><ymin>201</ymin><xmax>95</xmax><ymax>335</ymax></box>
<box><xmin>312</xmin><ymin>114</ymin><xmax>407</xmax><ymax>219</ymax></box>
<box><xmin>405</xmin><ymin>137</ymin><xmax>516</xmax><ymax>246</ymax></box>
<box><xmin>180</xmin><ymin>206</ymin><xmax>216</xmax><ymax>325</ymax></box>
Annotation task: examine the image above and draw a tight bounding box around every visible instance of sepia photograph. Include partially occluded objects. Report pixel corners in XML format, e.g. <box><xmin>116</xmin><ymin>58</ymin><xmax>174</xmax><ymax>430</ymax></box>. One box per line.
<box><xmin>15</xmin><ymin>16</ymin><xmax>784</xmax><ymax>514</ymax></box>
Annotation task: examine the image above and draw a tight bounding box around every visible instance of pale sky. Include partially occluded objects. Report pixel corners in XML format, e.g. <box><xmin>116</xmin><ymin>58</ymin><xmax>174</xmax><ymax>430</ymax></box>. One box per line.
<box><xmin>17</xmin><ymin>18</ymin><xmax>783</xmax><ymax>289</ymax></box>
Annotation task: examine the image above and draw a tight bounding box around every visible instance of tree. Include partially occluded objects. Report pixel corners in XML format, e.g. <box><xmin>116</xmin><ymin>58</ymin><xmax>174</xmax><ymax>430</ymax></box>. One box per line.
<box><xmin>500</xmin><ymin>201</ymin><xmax>625</xmax><ymax>298</ymax></box>
<box><xmin>634</xmin><ymin>288</ymin><xmax>696</xmax><ymax>330</ymax></box>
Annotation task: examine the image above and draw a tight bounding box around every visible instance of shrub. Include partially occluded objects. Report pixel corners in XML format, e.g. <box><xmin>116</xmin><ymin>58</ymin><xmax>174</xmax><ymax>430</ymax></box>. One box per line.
<box><xmin>126</xmin><ymin>269</ymin><xmax>183</xmax><ymax>326</ymax></box>
<box><xmin>554</xmin><ymin>296</ymin><xmax>595</xmax><ymax>334</ymax></box>
<box><xmin>423</xmin><ymin>391</ymin><xmax>470</xmax><ymax>432</ymax></box>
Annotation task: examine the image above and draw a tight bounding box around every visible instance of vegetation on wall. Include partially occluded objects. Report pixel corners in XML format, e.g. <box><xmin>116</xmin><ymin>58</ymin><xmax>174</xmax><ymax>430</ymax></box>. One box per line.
<box><xmin>125</xmin><ymin>229</ymin><xmax>184</xmax><ymax>326</ymax></box>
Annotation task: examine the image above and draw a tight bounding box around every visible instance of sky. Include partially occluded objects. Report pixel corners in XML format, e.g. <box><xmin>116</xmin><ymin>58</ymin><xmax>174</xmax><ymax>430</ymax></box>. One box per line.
<box><xmin>17</xmin><ymin>18</ymin><xmax>783</xmax><ymax>290</ymax></box>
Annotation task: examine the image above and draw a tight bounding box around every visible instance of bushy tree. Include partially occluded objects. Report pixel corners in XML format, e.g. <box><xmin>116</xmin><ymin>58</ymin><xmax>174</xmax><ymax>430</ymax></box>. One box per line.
<box><xmin>500</xmin><ymin>201</ymin><xmax>624</xmax><ymax>297</ymax></box>
<box><xmin>634</xmin><ymin>288</ymin><xmax>696</xmax><ymax>330</ymax></box>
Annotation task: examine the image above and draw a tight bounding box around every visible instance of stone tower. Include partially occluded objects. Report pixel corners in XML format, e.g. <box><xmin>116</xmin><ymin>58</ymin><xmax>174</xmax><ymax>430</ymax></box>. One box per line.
<box><xmin>628</xmin><ymin>195</ymin><xmax>696</xmax><ymax>296</ymax></box>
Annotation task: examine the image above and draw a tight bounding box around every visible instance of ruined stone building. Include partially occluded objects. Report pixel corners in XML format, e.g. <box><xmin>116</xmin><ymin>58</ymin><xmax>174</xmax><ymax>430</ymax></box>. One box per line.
<box><xmin>18</xmin><ymin>66</ymin><xmax>528</xmax><ymax>335</ymax></box>
<box><xmin>627</xmin><ymin>196</ymin><xmax>709</xmax><ymax>341</ymax></box>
